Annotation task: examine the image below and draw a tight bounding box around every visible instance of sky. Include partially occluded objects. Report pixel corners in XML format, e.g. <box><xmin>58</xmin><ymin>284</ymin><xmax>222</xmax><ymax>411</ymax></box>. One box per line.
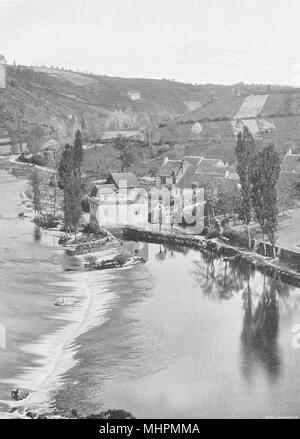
<box><xmin>0</xmin><ymin>0</ymin><xmax>300</xmax><ymax>85</ymax></box>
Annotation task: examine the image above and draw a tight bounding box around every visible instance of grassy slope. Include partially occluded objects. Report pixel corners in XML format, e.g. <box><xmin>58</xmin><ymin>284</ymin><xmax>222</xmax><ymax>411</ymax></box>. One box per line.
<box><xmin>159</xmin><ymin>91</ymin><xmax>300</xmax><ymax>163</ymax></box>
<box><xmin>2</xmin><ymin>64</ymin><xmax>300</xmax><ymax>175</ymax></box>
<box><xmin>0</xmin><ymin>65</ymin><xmax>241</xmax><ymax>152</ymax></box>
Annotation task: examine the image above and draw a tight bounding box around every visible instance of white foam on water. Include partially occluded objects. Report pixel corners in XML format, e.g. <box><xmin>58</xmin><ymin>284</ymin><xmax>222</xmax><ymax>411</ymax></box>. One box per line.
<box><xmin>1</xmin><ymin>269</ymin><xmax>116</xmax><ymax>415</ymax></box>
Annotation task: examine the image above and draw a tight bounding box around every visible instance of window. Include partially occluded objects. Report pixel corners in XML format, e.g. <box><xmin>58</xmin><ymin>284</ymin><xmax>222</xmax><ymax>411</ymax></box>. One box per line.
<box><xmin>161</xmin><ymin>176</ymin><xmax>166</xmax><ymax>184</ymax></box>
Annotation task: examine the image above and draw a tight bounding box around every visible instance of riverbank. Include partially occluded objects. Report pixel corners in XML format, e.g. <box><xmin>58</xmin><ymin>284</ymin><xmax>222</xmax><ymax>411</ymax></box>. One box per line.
<box><xmin>122</xmin><ymin>226</ymin><xmax>300</xmax><ymax>288</ymax></box>
<box><xmin>0</xmin><ymin>169</ymin><xmax>116</xmax><ymax>419</ymax></box>
<box><xmin>0</xmin><ymin>166</ymin><xmax>140</xmax><ymax>419</ymax></box>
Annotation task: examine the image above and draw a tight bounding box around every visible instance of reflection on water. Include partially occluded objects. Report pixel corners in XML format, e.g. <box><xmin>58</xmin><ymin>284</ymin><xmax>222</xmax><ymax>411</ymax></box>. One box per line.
<box><xmin>241</xmin><ymin>275</ymin><xmax>280</xmax><ymax>382</ymax></box>
<box><xmin>34</xmin><ymin>225</ymin><xmax>41</xmax><ymax>242</ymax></box>
<box><xmin>55</xmin><ymin>241</ymin><xmax>300</xmax><ymax>419</ymax></box>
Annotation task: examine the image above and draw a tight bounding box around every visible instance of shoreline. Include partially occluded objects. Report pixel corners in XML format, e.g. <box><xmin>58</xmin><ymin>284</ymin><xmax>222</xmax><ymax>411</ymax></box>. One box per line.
<box><xmin>122</xmin><ymin>226</ymin><xmax>300</xmax><ymax>288</ymax></box>
<box><xmin>0</xmin><ymin>167</ymin><xmax>96</xmax><ymax>418</ymax></box>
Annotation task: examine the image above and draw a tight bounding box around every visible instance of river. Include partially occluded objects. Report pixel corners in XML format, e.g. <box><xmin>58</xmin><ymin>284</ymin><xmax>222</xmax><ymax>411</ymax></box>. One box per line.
<box><xmin>1</xmin><ymin>169</ymin><xmax>300</xmax><ymax>418</ymax></box>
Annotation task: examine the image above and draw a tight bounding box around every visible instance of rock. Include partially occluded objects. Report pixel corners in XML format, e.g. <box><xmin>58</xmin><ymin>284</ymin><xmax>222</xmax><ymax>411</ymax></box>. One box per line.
<box><xmin>58</xmin><ymin>235</ymin><xmax>71</xmax><ymax>245</ymax></box>
<box><xmin>11</xmin><ymin>388</ymin><xmax>29</xmax><ymax>401</ymax></box>
<box><xmin>26</xmin><ymin>411</ymin><xmax>35</xmax><ymax>419</ymax></box>
<box><xmin>54</xmin><ymin>297</ymin><xmax>77</xmax><ymax>307</ymax></box>
<box><xmin>18</xmin><ymin>212</ymin><xmax>25</xmax><ymax>218</ymax></box>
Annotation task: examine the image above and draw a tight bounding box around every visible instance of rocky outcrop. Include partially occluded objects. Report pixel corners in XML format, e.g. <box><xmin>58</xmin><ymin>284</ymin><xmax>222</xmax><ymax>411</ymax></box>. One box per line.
<box><xmin>84</xmin><ymin>253</ymin><xmax>145</xmax><ymax>271</ymax></box>
<box><xmin>54</xmin><ymin>297</ymin><xmax>77</xmax><ymax>306</ymax></box>
<box><xmin>74</xmin><ymin>235</ymin><xmax>117</xmax><ymax>255</ymax></box>
<box><xmin>11</xmin><ymin>388</ymin><xmax>29</xmax><ymax>401</ymax></box>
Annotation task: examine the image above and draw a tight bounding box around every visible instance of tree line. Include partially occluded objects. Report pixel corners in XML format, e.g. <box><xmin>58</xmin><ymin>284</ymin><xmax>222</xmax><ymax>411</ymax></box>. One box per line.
<box><xmin>235</xmin><ymin>126</ymin><xmax>281</xmax><ymax>257</ymax></box>
<box><xmin>28</xmin><ymin>130</ymin><xmax>84</xmax><ymax>238</ymax></box>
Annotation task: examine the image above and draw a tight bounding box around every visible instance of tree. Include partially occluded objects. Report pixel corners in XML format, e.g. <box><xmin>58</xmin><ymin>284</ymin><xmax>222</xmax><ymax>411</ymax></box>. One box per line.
<box><xmin>235</xmin><ymin>126</ymin><xmax>255</xmax><ymax>248</ymax></box>
<box><xmin>46</xmin><ymin>141</ymin><xmax>61</xmax><ymax>218</ymax></box>
<box><xmin>119</xmin><ymin>146</ymin><xmax>135</xmax><ymax>172</ymax></box>
<box><xmin>251</xmin><ymin>144</ymin><xmax>281</xmax><ymax>257</ymax></box>
<box><xmin>277</xmin><ymin>174</ymin><xmax>297</xmax><ymax>215</ymax></box>
<box><xmin>58</xmin><ymin>143</ymin><xmax>74</xmax><ymax>232</ymax></box>
<box><xmin>58</xmin><ymin>132</ymin><xmax>84</xmax><ymax>237</ymax></box>
<box><xmin>204</xmin><ymin>181</ymin><xmax>219</xmax><ymax>226</ymax></box>
<box><xmin>73</xmin><ymin>129</ymin><xmax>83</xmax><ymax>179</ymax></box>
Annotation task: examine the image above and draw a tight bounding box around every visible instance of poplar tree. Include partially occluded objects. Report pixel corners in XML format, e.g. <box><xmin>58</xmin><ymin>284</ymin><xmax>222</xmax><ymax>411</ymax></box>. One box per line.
<box><xmin>58</xmin><ymin>143</ymin><xmax>74</xmax><ymax>232</ymax></box>
<box><xmin>251</xmin><ymin>144</ymin><xmax>281</xmax><ymax>257</ymax></box>
<box><xmin>235</xmin><ymin>126</ymin><xmax>255</xmax><ymax>248</ymax></box>
<box><xmin>73</xmin><ymin>129</ymin><xmax>83</xmax><ymax>179</ymax></box>
<box><xmin>58</xmin><ymin>131</ymin><xmax>84</xmax><ymax>237</ymax></box>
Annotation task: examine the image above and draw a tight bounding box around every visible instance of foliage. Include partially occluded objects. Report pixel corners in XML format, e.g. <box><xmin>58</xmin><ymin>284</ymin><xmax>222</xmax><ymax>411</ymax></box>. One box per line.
<box><xmin>235</xmin><ymin>126</ymin><xmax>255</xmax><ymax>247</ymax></box>
<box><xmin>73</xmin><ymin>129</ymin><xmax>83</xmax><ymax>178</ymax></box>
<box><xmin>251</xmin><ymin>144</ymin><xmax>281</xmax><ymax>252</ymax></box>
<box><xmin>276</xmin><ymin>174</ymin><xmax>298</xmax><ymax>214</ymax></box>
<box><xmin>58</xmin><ymin>131</ymin><xmax>84</xmax><ymax>234</ymax></box>
<box><xmin>119</xmin><ymin>145</ymin><xmax>136</xmax><ymax>171</ymax></box>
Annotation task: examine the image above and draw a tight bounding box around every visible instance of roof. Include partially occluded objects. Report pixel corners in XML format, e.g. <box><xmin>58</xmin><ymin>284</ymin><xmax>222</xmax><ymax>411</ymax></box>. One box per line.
<box><xmin>176</xmin><ymin>161</ymin><xmax>201</xmax><ymax>190</ymax></box>
<box><xmin>184</xmin><ymin>155</ymin><xmax>203</xmax><ymax>165</ymax></box>
<box><xmin>195</xmin><ymin>158</ymin><xmax>227</xmax><ymax>175</ymax></box>
<box><xmin>108</xmin><ymin>172</ymin><xmax>139</xmax><ymax>189</ymax></box>
<box><xmin>281</xmin><ymin>153</ymin><xmax>300</xmax><ymax>174</ymax></box>
<box><xmin>89</xmin><ymin>184</ymin><xmax>116</xmax><ymax>197</ymax></box>
<box><xmin>157</xmin><ymin>160</ymin><xmax>183</xmax><ymax>177</ymax></box>
<box><xmin>176</xmin><ymin>156</ymin><xmax>236</xmax><ymax>189</ymax></box>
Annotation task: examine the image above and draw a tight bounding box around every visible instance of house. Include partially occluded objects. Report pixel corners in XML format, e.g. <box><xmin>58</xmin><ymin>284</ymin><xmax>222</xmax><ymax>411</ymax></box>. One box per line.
<box><xmin>156</xmin><ymin>154</ymin><xmax>237</xmax><ymax>190</ymax></box>
<box><xmin>88</xmin><ymin>171</ymin><xmax>148</xmax><ymax>229</ymax></box>
<box><xmin>89</xmin><ymin>183</ymin><xmax>116</xmax><ymax>202</ymax></box>
<box><xmin>281</xmin><ymin>149</ymin><xmax>300</xmax><ymax>176</ymax></box>
<box><xmin>106</xmin><ymin>172</ymin><xmax>139</xmax><ymax>190</ymax></box>
<box><xmin>127</xmin><ymin>91</ymin><xmax>141</xmax><ymax>101</ymax></box>
<box><xmin>156</xmin><ymin>157</ymin><xmax>189</xmax><ymax>186</ymax></box>
<box><xmin>89</xmin><ymin>190</ymin><xmax>148</xmax><ymax>229</ymax></box>
<box><xmin>176</xmin><ymin>156</ymin><xmax>236</xmax><ymax>189</ymax></box>
<box><xmin>0</xmin><ymin>127</ymin><xmax>12</xmax><ymax>155</ymax></box>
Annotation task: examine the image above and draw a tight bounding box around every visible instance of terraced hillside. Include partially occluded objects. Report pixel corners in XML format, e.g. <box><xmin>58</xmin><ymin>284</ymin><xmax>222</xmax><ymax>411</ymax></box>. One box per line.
<box><xmin>0</xmin><ymin>65</ymin><xmax>239</xmax><ymax>152</ymax></box>
<box><xmin>160</xmin><ymin>92</ymin><xmax>300</xmax><ymax>162</ymax></box>
<box><xmin>1</xmin><ymin>63</ymin><xmax>299</xmax><ymax>160</ymax></box>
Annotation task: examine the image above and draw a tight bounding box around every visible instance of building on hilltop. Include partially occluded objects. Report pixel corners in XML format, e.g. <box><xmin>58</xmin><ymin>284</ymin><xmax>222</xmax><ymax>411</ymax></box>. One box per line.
<box><xmin>127</xmin><ymin>91</ymin><xmax>141</xmax><ymax>101</ymax></box>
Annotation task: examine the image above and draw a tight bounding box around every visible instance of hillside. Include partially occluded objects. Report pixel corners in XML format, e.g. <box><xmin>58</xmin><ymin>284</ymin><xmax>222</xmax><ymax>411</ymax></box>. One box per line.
<box><xmin>159</xmin><ymin>91</ymin><xmax>300</xmax><ymax>162</ymax></box>
<box><xmin>0</xmin><ymin>65</ymin><xmax>229</xmax><ymax>151</ymax></box>
<box><xmin>1</xmin><ymin>64</ymin><xmax>296</xmax><ymax>154</ymax></box>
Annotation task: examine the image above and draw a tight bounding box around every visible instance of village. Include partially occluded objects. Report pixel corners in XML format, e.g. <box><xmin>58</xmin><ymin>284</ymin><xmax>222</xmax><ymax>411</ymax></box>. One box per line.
<box><xmin>1</xmin><ymin>50</ymin><xmax>300</xmax><ymax>277</ymax></box>
<box><xmin>3</xmin><ymin>0</ymin><xmax>300</xmax><ymax>424</ymax></box>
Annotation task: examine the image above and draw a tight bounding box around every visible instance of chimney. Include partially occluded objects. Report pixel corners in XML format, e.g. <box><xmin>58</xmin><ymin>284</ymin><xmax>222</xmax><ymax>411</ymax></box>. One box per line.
<box><xmin>164</xmin><ymin>156</ymin><xmax>168</xmax><ymax>164</ymax></box>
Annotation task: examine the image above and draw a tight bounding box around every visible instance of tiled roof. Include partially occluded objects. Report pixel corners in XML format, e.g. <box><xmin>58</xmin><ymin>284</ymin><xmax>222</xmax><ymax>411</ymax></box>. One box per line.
<box><xmin>89</xmin><ymin>184</ymin><xmax>116</xmax><ymax>197</ymax></box>
<box><xmin>156</xmin><ymin>160</ymin><xmax>183</xmax><ymax>177</ymax></box>
<box><xmin>176</xmin><ymin>156</ymin><xmax>237</xmax><ymax>189</ymax></box>
<box><xmin>108</xmin><ymin>172</ymin><xmax>139</xmax><ymax>188</ymax></box>
<box><xmin>184</xmin><ymin>155</ymin><xmax>203</xmax><ymax>165</ymax></box>
<box><xmin>195</xmin><ymin>158</ymin><xmax>226</xmax><ymax>174</ymax></box>
<box><xmin>176</xmin><ymin>163</ymin><xmax>200</xmax><ymax>190</ymax></box>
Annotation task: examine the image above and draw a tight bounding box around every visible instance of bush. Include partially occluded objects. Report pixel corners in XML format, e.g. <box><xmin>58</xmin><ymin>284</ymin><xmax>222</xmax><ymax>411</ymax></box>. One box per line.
<box><xmin>222</xmin><ymin>229</ymin><xmax>248</xmax><ymax>248</ymax></box>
